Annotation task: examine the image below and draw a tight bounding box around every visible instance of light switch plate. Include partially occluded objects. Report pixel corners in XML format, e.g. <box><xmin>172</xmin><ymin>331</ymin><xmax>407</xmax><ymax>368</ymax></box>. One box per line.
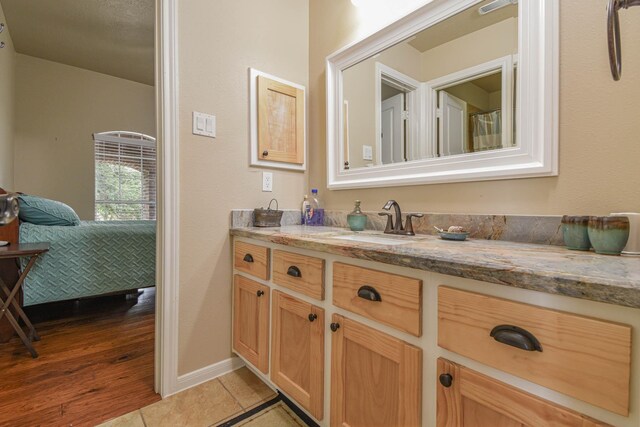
<box><xmin>193</xmin><ymin>111</ymin><xmax>216</xmax><ymax>138</ymax></box>
<box><xmin>363</xmin><ymin>145</ymin><xmax>373</xmax><ymax>160</ymax></box>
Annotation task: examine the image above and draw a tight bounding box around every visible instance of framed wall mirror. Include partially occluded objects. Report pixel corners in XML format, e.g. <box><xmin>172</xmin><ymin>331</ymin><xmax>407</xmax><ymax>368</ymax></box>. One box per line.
<box><xmin>326</xmin><ymin>0</ymin><xmax>558</xmax><ymax>189</ymax></box>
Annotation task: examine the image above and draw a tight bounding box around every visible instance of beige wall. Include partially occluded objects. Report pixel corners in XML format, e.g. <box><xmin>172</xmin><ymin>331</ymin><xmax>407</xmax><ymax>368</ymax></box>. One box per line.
<box><xmin>309</xmin><ymin>0</ymin><xmax>640</xmax><ymax>215</ymax></box>
<box><xmin>177</xmin><ymin>0</ymin><xmax>309</xmax><ymax>375</ymax></box>
<box><xmin>13</xmin><ymin>55</ymin><xmax>155</xmax><ymax>219</ymax></box>
<box><xmin>0</xmin><ymin>2</ymin><xmax>15</xmax><ymax>190</ymax></box>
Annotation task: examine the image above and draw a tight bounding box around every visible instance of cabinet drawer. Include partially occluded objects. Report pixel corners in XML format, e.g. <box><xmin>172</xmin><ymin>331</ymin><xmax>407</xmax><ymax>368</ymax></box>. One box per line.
<box><xmin>333</xmin><ymin>262</ymin><xmax>422</xmax><ymax>336</ymax></box>
<box><xmin>437</xmin><ymin>358</ymin><xmax>612</xmax><ymax>427</ymax></box>
<box><xmin>234</xmin><ymin>241</ymin><xmax>270</xmax><ymax>280</ymax></box>
<box><xmin>273</xmin><ymin>250</ymin><xmax>325</xmax><ymax>300</ymax></box>
<box><xmin>438</xmin><ymin>286</ymin><xmax>632</xmax><ymax>416</ymax></box>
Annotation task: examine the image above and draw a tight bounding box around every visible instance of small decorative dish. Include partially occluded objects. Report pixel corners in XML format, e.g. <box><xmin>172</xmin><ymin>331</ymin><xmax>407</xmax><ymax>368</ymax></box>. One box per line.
<box><xmin>434</xmin><ymin>226</ymin><xmax>470</xmax><ymax>241</ymax></box>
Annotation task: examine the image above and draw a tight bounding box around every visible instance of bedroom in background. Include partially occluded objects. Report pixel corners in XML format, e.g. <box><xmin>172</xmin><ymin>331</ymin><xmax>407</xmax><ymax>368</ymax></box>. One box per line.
<box><xmin>0</xmin><ymin>0</ymin><xmax>160</xmax><ymax>424</ymax></box>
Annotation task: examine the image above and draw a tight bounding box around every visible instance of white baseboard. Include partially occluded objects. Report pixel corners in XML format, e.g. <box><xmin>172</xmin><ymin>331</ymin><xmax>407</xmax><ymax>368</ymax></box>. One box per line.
<box><xmin>174</xmin><ymin>357</ymin><xmax>245</xmax><ymax>395</ymax></box>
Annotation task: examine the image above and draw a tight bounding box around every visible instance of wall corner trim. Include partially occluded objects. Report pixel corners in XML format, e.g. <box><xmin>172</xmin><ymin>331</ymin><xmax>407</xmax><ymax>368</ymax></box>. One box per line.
<box><xmin>173</xmin><ymin>357</ymin><xmax>245</xmax><ymax>395</ymax></box>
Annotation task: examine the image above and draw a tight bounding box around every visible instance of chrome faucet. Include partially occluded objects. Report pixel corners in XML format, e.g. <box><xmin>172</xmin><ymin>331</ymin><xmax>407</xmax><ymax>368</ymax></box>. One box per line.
<box><xmin>378</xmin><ymin>200</ymin><xmax>423</xmax><ymax>236</ymax></box>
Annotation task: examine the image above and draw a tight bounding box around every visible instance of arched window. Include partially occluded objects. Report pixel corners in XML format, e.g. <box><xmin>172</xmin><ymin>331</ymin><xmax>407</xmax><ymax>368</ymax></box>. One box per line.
<box><xmin>93</xmin><ymin>131</ymin><xmax>156</xmax><ymax>221</ymax></box>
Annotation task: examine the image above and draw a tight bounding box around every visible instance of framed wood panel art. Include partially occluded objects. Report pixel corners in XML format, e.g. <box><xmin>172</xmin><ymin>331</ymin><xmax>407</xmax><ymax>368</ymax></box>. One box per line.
<box><xmin>249</xmin><ymin>68</ymin><xmax>306</xmax><ymax>171</ymax></box>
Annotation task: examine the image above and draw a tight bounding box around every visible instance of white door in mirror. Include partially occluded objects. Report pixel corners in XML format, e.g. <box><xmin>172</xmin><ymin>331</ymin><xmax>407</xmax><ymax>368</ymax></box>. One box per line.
<box><xmin>439</xmin><ymin>92</ymin><xmax>467</xmax><ymax>157</ymax></box>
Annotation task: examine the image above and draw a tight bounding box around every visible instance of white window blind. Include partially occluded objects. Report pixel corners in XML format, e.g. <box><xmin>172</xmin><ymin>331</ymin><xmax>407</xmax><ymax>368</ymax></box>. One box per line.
<box><xmin>93</xmin><ymin>131</ymin><xmax>157</xmax><ymax>221</ymax></box>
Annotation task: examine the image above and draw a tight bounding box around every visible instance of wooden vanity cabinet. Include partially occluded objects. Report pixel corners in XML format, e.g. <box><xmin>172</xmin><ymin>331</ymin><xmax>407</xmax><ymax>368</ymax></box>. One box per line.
<box><xmin>271</xmin><ymin>291</ymin><xmax>324</xmax><ymax>420</ymax></box>
<box><xmin>232</xmin><ymin>275</ymin><xmax>270</xmax><ymax>373</ymax></box>
<box><xmin>436</xmin><ymin>358</ymin><xmax>610</xmax><ymax>427</ymax></box>
<box><xmin>234</xmin><ymin>241</ymin><xmax>270</xmax><ymax>281</ymax></box>
<box><xmin>330</xmin><ymin>314</ymin><xmax>422</xmax><ymax>427</ymax></box>
<box><xmin>438</xmin><ymin>286</ymin><xmax>632</xmax><ymax>415</ymax></box>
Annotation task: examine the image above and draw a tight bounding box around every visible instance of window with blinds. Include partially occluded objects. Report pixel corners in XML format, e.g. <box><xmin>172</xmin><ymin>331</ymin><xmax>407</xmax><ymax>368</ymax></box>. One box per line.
<box><xmin>93</xmin><ymin>131</ymin><xmax>157</xmax><ymax>221</ymax></box>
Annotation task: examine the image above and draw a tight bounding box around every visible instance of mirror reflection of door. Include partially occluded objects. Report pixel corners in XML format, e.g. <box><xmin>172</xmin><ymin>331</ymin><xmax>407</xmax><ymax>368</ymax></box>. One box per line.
<box><xmin>438</xmin><ymin>91</ymin><xmax>467</xmax><ymax>156</ymax></box>
<box><xmin>436</xmin><ymin>69</ymin><xmax>505</xmax><ymax>156</ymax></box>
<box><xmin>381</xmin><ymin>90</ymin><xmax>405</xmax><ymax>164</ymax></box>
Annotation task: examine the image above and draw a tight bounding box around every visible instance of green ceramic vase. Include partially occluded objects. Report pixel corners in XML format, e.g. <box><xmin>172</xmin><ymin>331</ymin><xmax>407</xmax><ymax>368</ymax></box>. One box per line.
<box><xmin>561</xmin><ymin>215</ymin><xmax>591</xmax><ymax>250</ymax></box>
<box><xmin>347</xmin><ymin>200</ymin><xmax>367</xmax><ymax>231</ymax></box>
<box><xmin>587</xmin><ymin>216</ymin><xmax>630</xmax><ymax>255</ymax></box>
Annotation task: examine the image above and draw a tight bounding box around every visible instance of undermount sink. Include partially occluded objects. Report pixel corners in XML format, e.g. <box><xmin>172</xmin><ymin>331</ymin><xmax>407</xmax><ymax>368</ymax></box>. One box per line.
<box><xmin>331</xmin><ymin>234</ymin><xmax>414</xmax><ymax>246</ymax></box>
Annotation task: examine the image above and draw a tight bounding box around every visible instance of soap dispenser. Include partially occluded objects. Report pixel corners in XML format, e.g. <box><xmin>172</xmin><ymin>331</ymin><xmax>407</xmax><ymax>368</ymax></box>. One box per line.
<box><xmin>347</xmin><ymin>200</ymin><xmax>367</xmax><ymax>231</ymax></box>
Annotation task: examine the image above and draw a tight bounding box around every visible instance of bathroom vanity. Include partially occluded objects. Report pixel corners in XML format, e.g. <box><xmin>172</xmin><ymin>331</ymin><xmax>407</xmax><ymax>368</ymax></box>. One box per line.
<box><xmin>230</xmin><ymin>225</ymin><xmax>640</xmax><ymax>427</ymax></box>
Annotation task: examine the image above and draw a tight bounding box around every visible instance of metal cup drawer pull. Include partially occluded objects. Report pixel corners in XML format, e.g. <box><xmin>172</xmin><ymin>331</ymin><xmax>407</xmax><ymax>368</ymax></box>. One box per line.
<box><xmin>243</xmin><ymin>253</ymin><xmax>254</xmax><ymax>263</ymax></box>
<box><xmin>357</xmin><ymin>285</ymin><xmax>382</xmax><ymax>302</ymax></box>
<box><xmin>286</xmin><ymin>265</ymin><xmax>302</xmax><ymax>278</ymax></box>
<box><xmin>490</xmin><ymin>325</ymin><xmax>543</xmax><ymax>352</ymax></box>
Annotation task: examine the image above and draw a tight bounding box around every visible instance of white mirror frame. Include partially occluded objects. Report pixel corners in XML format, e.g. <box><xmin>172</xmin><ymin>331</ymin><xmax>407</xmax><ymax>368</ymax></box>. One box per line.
<box><xmin>326</xmin><ymin>0</ymin><xmax>558</xmax><ymax>189</ymax></box>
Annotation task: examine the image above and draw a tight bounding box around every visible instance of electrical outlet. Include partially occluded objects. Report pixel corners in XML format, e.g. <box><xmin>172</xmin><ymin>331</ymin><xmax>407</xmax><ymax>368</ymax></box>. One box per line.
<box><xmin>363</xmin><ymin>145</ymin><xmax>373</xmax><ymax>160</ymax></box>
<box><xmin>262</xmin><ymin>172</ymin><xmax>273</xmax><ymax>192</ymax></box>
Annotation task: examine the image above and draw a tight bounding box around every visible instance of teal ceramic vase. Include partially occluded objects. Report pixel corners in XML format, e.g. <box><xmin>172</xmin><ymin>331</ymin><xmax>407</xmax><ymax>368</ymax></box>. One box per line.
<box><xmin>347</xmin><ymin>200</ymin><xmax>367</xmax><ymax>231</ymax></box>
<box><xmin>561</xmin><ymin>215</ymin><xmax>591</xmax><ymax>250</ymax></box>
<box><xmin>587</xmin><ymin>216</ymin><xmax>630</xmax><ymax>255</ymax></box>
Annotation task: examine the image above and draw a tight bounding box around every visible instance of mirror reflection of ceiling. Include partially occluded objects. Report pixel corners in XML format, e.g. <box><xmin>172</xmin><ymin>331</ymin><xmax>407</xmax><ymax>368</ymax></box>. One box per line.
<box><xmin>407</xmin><ymin>0</ymin><xmax>517</xmax><ymax>53</ymax></box>
<box><xmin>0</xmin><ymin>0</ymin><xmax>154</xmax><ymax>85</ymax></box>
<box><xmin>470</xmin><ymin>72</ymin><xmax>502</xmax><ymax>92</ymax></box>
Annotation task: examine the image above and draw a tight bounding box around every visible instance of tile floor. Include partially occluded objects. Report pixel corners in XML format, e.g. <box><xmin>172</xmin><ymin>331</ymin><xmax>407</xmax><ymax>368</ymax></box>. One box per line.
<box><xmin>98</xmin><ymin>367</ymin><xmax>304</xmax><ymax>427</ymax></box>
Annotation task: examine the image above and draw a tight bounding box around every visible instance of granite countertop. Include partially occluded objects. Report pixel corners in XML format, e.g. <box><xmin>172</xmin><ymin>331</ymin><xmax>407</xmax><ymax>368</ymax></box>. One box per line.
<box><xmin>230</xmin><ymin>225</ymin><xmax>640</xmax><ymax>309</ymax></box>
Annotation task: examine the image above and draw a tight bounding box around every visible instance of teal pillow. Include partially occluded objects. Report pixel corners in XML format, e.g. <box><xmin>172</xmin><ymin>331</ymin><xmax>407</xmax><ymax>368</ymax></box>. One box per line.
<box><xmin>18</xmin><ymin>195</ymin><xmax>81</xmax><ymax>226</ymax></box>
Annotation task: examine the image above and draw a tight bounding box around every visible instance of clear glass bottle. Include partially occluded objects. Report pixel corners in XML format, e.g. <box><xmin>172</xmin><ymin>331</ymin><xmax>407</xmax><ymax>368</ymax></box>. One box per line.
<box><xmin>301</xmin><ymin>194</ymin><xmax>310</xmax><ymax>225</ymax></box>
<box><xmin>308</xmin><ymin>188</ymin><xmax>324</xmax><ymax>226</ymax></box>
<box><xmin>347</xmin><ymin>200</ymin><xmax>367</xmax><ymax>231</ymax></box>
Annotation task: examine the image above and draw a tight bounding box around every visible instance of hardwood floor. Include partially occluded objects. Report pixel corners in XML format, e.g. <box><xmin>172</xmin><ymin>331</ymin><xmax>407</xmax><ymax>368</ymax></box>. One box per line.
<box><xmin>0</xmin><ymin>288</ymin><xmax>160</xmax><ymax>427</ymax></box>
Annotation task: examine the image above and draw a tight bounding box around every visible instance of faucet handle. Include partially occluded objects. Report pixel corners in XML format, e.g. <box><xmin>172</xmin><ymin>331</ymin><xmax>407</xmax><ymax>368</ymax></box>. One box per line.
<box><xmin>378</xmin><ymin>212</ymin><xmax>394</xmax><ymax>234</ymax></box>
<box><xmin>404</xmin><ymin>213</ymin><xmax>424</xmax><ymax>236</ymax></box>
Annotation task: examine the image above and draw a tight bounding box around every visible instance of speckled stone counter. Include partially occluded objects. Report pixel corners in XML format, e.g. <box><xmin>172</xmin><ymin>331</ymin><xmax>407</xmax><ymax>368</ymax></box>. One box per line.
<box><xmin>230</xmin><ymin>225</ymin><xmax>640</xmax><ymax>309</ymax></box>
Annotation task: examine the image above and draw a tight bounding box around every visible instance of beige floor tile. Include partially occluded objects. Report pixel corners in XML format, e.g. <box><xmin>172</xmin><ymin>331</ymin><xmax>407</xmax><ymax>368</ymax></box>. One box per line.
<box><xmin>141</xmin><ymin>379</ymin><xmax>242</xmax><ymax>427</ymax></box>
<box><xmin>218</xmin><ymin>367</ymin><xmax>277</xmax><ymax>409</ymax></box>
<box><xmin>237</xmin><ymin>403</ymin><xmax>305</xmax><ymax>427</ymax></box>
<box><xmin>97</xmin><ymin>410</ymin><xmax>145</xmax><ymax>427</ymax></box>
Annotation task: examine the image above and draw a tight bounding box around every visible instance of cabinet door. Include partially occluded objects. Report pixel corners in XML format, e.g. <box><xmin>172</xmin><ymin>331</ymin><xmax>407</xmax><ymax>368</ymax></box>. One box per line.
<box><xmin>271</xmin><ymin>291</ymin><xmax>324</xmax><ymax>420</ymax></box>
<box><xmin>436</xmin><ymin>358</ymin><xmax>611</xmax><ymax>427</ymax></box>
<box><xmin>233</xmin><ymin>275</ymin><xmax>269</xmax><ymax>373</ymax></box>
<box><xmin>330</xmin><ymin>314</ymin><xmax>422</xmax><ymax>427</ymax></box>
<box><xmin>258</xmin><ymin>75</ymin><xmax>305</xmax><ymax>164</ymax></box>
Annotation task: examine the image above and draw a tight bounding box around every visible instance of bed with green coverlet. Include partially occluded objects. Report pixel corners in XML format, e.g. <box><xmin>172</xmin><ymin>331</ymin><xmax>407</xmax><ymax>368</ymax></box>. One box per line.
<box><xmin>16</xmin><ymin>195</ymin><xmax>156</xmax><ymax>306</ymax></box>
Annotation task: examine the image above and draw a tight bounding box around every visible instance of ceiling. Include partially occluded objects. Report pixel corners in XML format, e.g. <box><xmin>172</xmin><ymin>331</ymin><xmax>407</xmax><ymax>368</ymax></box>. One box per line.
<box><xmin>472</xmin><ymin>72</ymin><xmax>502</xmax><ymax>92</ymax></box>
<box><xmin>0</xmin><ymin>0</ymin><xmax>154</xmax><ymax>85</ymax></box>
<box><xmin>408</xmin><ymin>0</ymin><xmax>517</xmax><ymax>53</ymax></box>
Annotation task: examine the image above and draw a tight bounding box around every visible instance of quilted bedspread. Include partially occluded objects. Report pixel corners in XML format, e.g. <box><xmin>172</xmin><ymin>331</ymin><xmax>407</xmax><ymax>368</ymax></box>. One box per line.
<box><xmin>19</xmin><ymin>220</ymin><xmax>156</xmax><ymax>306</ymax></box>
